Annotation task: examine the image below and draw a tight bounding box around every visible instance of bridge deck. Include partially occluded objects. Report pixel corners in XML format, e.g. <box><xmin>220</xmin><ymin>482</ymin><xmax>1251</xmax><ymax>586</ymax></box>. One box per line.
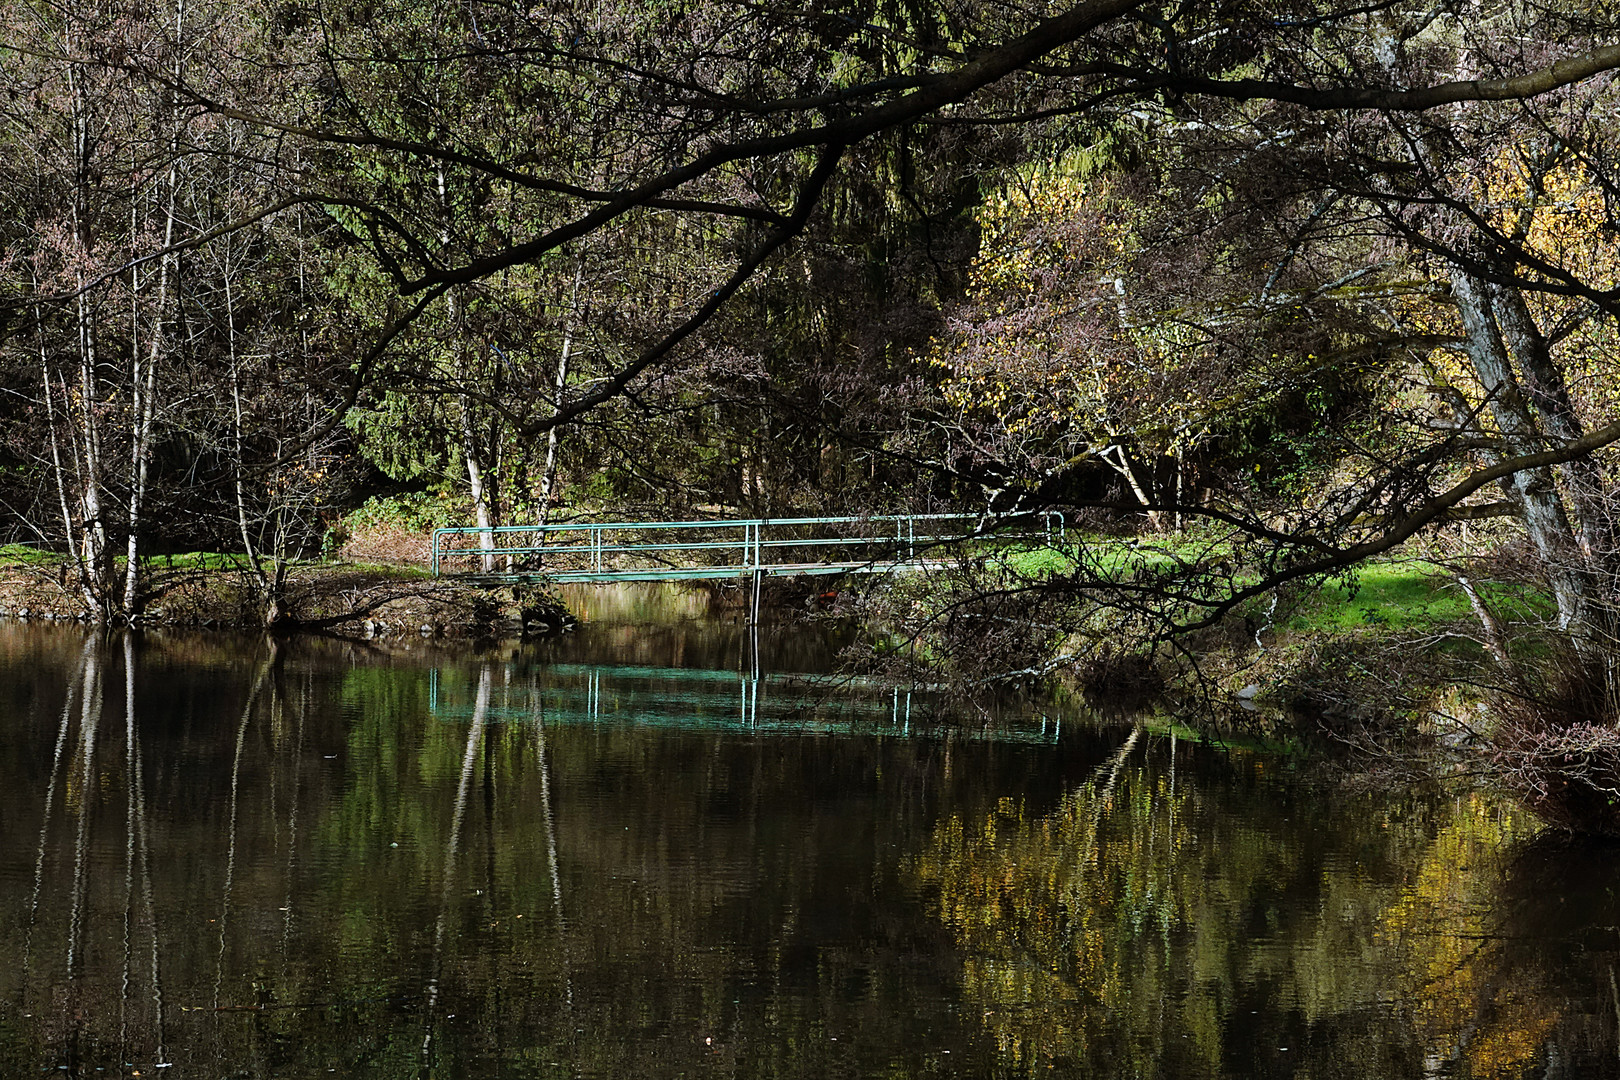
<box><xmin>454</xmin><ymin>559</ymin><xmax>954</xmax><ymax>585</ymax></box>
<box><xmin>431</xmin><ymin>513</ymin><xmax>1063</xmax><ymax>585</ymax></box>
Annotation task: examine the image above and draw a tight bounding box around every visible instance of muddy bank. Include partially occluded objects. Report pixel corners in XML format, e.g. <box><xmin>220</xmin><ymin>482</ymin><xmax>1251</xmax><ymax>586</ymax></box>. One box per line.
<box><xmin>0</xmin><ymin>557</ymin><xmax>839</xmax><ymax>638</ymax></box>
<box><xmin>0</xmin><ymin>560</ymin><xmax>574</xmax><ymax>637</ymax></box>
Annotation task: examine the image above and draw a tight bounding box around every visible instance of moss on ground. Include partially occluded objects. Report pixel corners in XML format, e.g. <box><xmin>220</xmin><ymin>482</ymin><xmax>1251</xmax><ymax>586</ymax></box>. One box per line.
<box><xmin>1281</xmin><ymin>562</ymin><xmax>1548</xmax><ymax>632</ymax></box>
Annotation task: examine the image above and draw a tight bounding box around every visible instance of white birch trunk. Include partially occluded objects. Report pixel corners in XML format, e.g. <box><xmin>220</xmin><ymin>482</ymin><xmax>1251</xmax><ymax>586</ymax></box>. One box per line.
<box><xmin>461</xmin><ymin>401</ymin><xmax>497</xmax><ymax>573</ymax></box>
<box><xmin>120</xmin><ymin>0</ymin><xmax>186</xmax><ymax>616</ymax></box>
<box><xmin>539</xmin><ymin>262</ymin><xmax>585</xmax><ymax>526</ymax></box>
<box><xmin>1453</xmin><ymin>269</ymin><xmax>1594</xmax><ymax>649</ymax></box>
<box><xmin>65</xmin><ymin>47</ymin><xmax>112</xmax><ymax>614</ymax></box>
<box><xmin>35</xmin><ymin>300</ymin><xmax>88</xmax><ymax>602</ymax></box>
<box><xmin>122</xmin><ymin>177</ymin><xmax>175</xmax><ymax>616</ymax></box>
<box><xmin>222</xmin><ymin>242</ymin><xmax>280</xmax><ymax>624</ymax></box>
<box><xmin>1104</xmin><ymin>444</ymin><xmax>1164</xmax><ymax>532</ymax></box>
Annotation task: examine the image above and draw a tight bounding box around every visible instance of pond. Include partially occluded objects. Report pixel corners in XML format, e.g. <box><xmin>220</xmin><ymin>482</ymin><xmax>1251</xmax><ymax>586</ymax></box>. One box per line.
<box><xmin>1</xmin><ymin>594</ymin><xmax>1618</xmax><ymax>1079</ymax></box>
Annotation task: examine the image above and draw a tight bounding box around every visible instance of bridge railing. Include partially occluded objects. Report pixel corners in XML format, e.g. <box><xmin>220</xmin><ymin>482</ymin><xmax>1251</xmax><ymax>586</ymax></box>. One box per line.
<box><xmin>429</xmin><ymin>512</ymin><xmax>1064</xmax><ymax>579</ymax></box>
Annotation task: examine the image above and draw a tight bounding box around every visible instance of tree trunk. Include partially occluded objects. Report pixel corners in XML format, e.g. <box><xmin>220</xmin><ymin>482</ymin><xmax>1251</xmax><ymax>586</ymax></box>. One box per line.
<box><xmin>123</xmin><ymin>162</ymin><xmax>177</xmax><ymax>618</ymax></box>
<box><xmin>539</xmin><ymin>261</ymin><xmax>585</xmax><ymax>527</ymax></box>
<box><xmin>1452</xmin><ymin>270</ymin><xmax>1597</xmax><ymax>650</ymax></box>
<box><xmin>222</xmin><ymin>243</ymin><xmax>283</xmax><ymax>624</ymax></box>
<box><xmin>73</xmin><ymin>288</ymin><xmax>110</xmax><ymax>614</ymax></box>
<box><xmin>36</xmin><ymin>301</ymin><xmax>88</xmax><ymax>605</ymax></box>
<box><xmin>1104</xmin><ymin>444</ymin><xmax>1165</xmax><ymax>532</ymax></box>
<box><xmin>1488</xmin><ymin>280</ymin><xmax>1616</xmax><ymax>577</ymax></box>
<box><xmin>461</xmin><ymin>400</ymin><xmax>497</xmax><ymax>574</ymax></box>
<box><xmin>65</xmin><ymin>43</ymin><xmax>111</xmax><ymax>615</ymax></box>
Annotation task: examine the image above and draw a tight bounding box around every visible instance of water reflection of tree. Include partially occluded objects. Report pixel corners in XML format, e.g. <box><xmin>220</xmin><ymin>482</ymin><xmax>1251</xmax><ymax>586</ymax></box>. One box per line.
<box><xmin>1486</xmin><ymin>833</ymin><xmax>1620</xmax><ymax>1074</ymax></box>
<box><xmin>11</xmin><ymin>633</ymin><xmax>174</xmax><ymax>1073</ymax></box>
<box><xmin>1378</xmin><ymin>796</ymin><xmax>1559</xmax><ymax>1079</ymax></box>
<box><xmin>911</xmin><ymin>733</ymin><xmax>1614</xmax><ymax>1079</ymax></box>
<box><xmin>13</xmin><ymin>632</ymin><xmax>1620</xmax><ymax>1078</ymax></box>
<box><xmin>306</xmin><ymin>662</ymin><xmax>1000</xmax><ymax>1077</ymax></box>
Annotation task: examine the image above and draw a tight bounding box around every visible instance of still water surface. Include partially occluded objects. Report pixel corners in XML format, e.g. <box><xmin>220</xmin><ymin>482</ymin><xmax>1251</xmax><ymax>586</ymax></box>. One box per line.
<box><xmin>2</xmin><ymin>599</ymin><xmax>1619</xmax><ymax>1079</ymax></box>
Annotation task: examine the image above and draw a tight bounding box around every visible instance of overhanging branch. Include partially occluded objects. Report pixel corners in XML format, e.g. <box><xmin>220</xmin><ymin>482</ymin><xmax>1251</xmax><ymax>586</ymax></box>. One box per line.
<box><xmin>1138</xmin><ymin>44</ymin><xmax>1620</xmax><ymax>111</ymax></box>
<box><xmin>1174</xmin><ymin>419</ymin><xmax>1620</xmax><ymax>631</ymax></box>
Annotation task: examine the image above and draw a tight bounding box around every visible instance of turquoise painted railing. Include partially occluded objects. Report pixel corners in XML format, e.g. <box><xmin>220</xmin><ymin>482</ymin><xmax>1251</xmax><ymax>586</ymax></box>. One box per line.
<box><xmin>429</xmin><ymin>512</ymin><xmax>1064</xmax><ymax>581</ymax></box>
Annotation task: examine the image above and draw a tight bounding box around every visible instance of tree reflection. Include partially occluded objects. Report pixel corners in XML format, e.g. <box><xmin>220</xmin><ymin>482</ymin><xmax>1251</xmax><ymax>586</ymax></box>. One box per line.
<box><xmin>11</xmin><ymin>632</ymin><xmax>175</xmax><ymax>1073</ymax></box>
<box><xmin>912</xmin><ymin>733</ymin><xmax>1603</xmax><ymax>1079</ymax></box>
<box><xmin>1378</xmin><ymin>795</ymin><xmax>1556</xmax><ymax>1079</ymax></box>
<box><xmin>7</xmin><ymin>630</ymin><xmax>1620</xmax><ymax>1078</ymax></box>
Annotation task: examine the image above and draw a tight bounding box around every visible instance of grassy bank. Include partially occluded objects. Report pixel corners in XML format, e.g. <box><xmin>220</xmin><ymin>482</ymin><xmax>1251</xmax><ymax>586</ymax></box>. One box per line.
<box><xmin>0</xmin><ymin>537</ymin><xmax>1517</xmax><ymax>715</ymax></box>
<box><xmin>892</xmin><ymin>538</ymin><xmax>1527</xmax><ymax>729</ymax></box>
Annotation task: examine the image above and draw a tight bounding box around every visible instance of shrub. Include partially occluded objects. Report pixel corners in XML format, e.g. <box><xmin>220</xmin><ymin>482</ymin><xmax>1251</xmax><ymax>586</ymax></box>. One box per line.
<box><xmin>333</xmin><ymin>491</ymin><xmax>466</xmax><ymax>565</ymax></box>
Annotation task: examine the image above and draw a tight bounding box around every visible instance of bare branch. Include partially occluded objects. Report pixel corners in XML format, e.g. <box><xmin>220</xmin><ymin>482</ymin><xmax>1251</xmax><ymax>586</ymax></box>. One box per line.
<box><xmin>1145</xmin><ymin>43</ymin><xmax>1620</xmax><ymax>111</ymax></box>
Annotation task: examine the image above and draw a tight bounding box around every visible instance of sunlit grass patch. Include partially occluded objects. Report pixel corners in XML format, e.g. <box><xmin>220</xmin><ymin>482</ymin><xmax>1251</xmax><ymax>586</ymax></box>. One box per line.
<box><xmin>998</xmin><ymin>544</ymin><xmax>1081</xmax><ymax>578</ymax></box>
<box><xmin>990</xmin><ymin>540</ymin><xmax>1546</xmax><ymax>635</ymax></box>
<box><xmin>143</xmin><ymin>551</ymin><xmax>251</xmax><ymax>571</ymax></box>
<box><xmin>1293</xmin><ymin>563</ymin><xmax>1467</xmax><ymax>630</ymax></box>
<box><xmin>0</xmin><ymin>543</ymin><xmax>65</xmax><ymax>565</ymax></box>
<box><xmin>1283</xmin><ymin>562</ymin><xmax>1546</xmax><ymax>632</ymax></box>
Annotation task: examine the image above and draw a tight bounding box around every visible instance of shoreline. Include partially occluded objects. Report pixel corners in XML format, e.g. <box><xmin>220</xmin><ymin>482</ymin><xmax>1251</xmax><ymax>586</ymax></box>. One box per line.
<box><xmin>0</xmin><ymin>555</ymin><xmax>1486</xmax><ymax>730</ymax></box>
<box><xmin>0</xmin><ymin>558</ymin><xmax>575</xmax><ymax>638</ymax></box>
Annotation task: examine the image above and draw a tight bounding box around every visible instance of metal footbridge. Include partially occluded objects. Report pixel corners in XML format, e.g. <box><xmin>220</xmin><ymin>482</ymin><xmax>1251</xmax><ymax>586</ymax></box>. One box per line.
<box><xmin>430</xmin><ymin>513</ymin><xmax>1063</xmax><ymax>584</ymax></box>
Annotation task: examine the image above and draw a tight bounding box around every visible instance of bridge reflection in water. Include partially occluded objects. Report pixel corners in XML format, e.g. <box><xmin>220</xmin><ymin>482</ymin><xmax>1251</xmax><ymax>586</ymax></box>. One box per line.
<box><xmin>426</xmin><ymin>663</ymin><xmax>1063</xmax><ymax>744</ymax></box>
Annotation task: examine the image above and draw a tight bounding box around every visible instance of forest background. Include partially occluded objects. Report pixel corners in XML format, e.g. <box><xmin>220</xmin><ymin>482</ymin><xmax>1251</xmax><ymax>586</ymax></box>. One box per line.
<box><xmin>3</xmin><ymin>0</ymin><xmax>1620</xmax><ymax>819</ymax></box>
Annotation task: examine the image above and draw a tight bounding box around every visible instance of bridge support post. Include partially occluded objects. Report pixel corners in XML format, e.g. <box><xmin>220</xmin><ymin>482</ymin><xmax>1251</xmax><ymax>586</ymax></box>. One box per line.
<box><xmin>748</xmin><ymin>567</ymin><xmax>764</xmax><ymax>626</ymax></box>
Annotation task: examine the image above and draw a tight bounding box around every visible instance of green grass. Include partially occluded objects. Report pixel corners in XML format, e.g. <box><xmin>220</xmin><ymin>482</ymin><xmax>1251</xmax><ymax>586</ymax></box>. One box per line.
<box><xmin>1286</xmin><ymin>563</ymin><xmax>1551</xmax><ymax>632</ymax></box>
<box><xmin>987</xmin><ymin>539</ymin><xmax>1551</xmax><ymax>635</ymax></box>
<box><xmin>1</xmin><ymin>549</ymin><xmax>273</xmax><ymax>572</ymax></box>
<box><xmin>138</xmin><ymin>552</ymin><xmax>435</xmax><ymax>580</ymax></box>
<box><xmin>0</xmin><ymin>543</ymin><xmax>65</xmax><ymax>565</ymax></box>
<box><xmin>144</xmin><ymin>551</ymin><xmax>254</xmax><ymax>571</ymax></box>
<box><xmin>0</xmin><ymin>548</ymin><xmax>351</xmax><ymax>574</ymax></box>
<box><xmin>1000</xmin><ymin>544</ymin><xmax>1081</xmax><ymax>577</ymax></box>
<box><xmin>1284</xmin><ymin>564</ymin><xmax>1469</xmax><ymax>631</ymax></box>
<box><xmin>996</xmin><ymin>535</ymin><xmax>1226</xmax><ymax>579</ymax></box>
<box><xmin>1</xmin><ymin>548</ymin><xmax>334</xmax><ymax>573</ymax></box>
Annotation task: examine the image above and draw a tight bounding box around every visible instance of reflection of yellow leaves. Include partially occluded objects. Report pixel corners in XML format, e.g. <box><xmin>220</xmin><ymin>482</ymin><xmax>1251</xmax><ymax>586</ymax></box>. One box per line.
<box><xmin>912</xmin><ymin>767</ymin><xmax>1198</xmax><ymax>1071</ymax></box>
<box><xmin>1378</xmin><ymin>794</ymin><xmax>1550</xmax><ymax>1079</ymax></box>
<box><xmin>919</xmin><ymin>761</ymin><xmax>1559</xmax><ymax>1078</ymax></box>
<box><xmin>1468</xmin><ymin>989</ymin><xmax>1557</xmax><ymax>1080</ymax></box>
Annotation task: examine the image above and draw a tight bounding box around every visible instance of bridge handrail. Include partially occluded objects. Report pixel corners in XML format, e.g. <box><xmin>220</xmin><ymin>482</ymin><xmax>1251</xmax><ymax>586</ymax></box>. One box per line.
<box><xmin>430</xmin><ymin>512</ymin><xmax>1065</xmax><ymax>577</ymax></box>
